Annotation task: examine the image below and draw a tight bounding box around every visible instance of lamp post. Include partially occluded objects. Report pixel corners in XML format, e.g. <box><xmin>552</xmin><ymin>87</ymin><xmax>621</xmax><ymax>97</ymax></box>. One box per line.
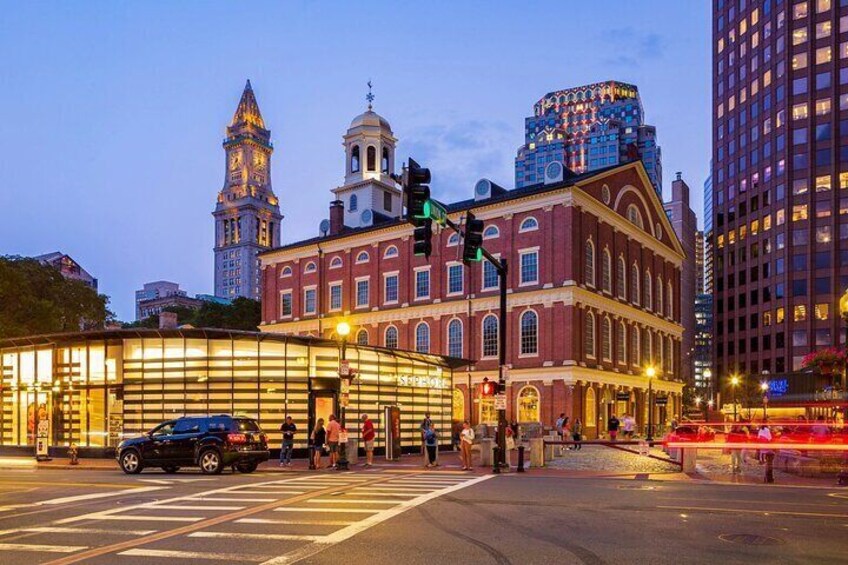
<box><xmin>730</xmin><ymin>375</ymin><xmax>740</xmax><ymax>422</ymax></box>
<box><xmin>335</xmin><ymin>321</ymin><xmax>351</xmax><ymax>471</ymax></box>
<box><xmin>839</xmin><ymin>289</ymin><xmax>848</xmax><ymax>422</ymax></box>
<box><xmin>703</xmin><ymin>368</ymin><xmax>713</xmax><ymax>422</ymax></box>
<box><xmin>645</xmin><ymin>366</ymin><xmax>656</xmax><ymax>442</ymax></box>
<box><xmin>760</xmin><ymin>381</ymin><xmax>769</xmax><ymax>421</ymax></box>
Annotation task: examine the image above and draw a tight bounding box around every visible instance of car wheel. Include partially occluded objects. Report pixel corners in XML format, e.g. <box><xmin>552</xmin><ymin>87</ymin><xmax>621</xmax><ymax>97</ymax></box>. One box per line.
<box><xmin>199</xmin><ymin>449</ymin><xmax>223</xmax><ymax>475</ymax></box>
<box><xmin>236</xmin><ymin>462</ymin><xmax>258</xmax><ymax>474</ymax></box>
<box><xmin>119</xmin><ymin>450</ymin><xmax>144</xmax><ymax>474</ymax></box>
<box><xmin>161</xmin><ymin>465</ymin><xmax>180</xmax><ymax>474</ymax></box>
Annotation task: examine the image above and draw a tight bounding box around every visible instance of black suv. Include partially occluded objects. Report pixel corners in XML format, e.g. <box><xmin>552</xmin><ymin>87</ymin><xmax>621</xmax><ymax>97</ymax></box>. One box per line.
<box><xmin>117</xmin><ymin>415</ymin><xmax>269</xmax><ymax>475</ymax></box>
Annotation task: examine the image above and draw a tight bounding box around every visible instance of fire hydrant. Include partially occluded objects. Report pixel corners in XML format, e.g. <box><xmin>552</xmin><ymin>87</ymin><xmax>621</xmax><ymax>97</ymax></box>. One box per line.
<box><xmin>68</xmin><ymin>443</ymin><xmax>79</xmax><ymax>465</ymax></box>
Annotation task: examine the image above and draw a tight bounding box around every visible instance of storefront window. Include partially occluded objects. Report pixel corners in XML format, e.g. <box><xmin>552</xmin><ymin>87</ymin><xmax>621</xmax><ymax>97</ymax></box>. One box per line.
<box><xmin>452</xmin><ymin>388</ymin><xmax>465</xmax><ymax>421</ymax></box>
<box><xmin>585</xmin><ymin>387</ymin><xmax>597</xmax><ymax>427</ymax></box>
<box><xmin>517</xmin><ymin>386</ymin><xmax>540</xmax><ymax>422</ymax></box>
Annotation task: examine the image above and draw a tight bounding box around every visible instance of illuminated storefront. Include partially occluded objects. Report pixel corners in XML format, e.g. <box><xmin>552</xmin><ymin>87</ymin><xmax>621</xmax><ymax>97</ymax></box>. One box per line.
<box><xmin>0</xmin><ymin>329</ymin><xmax>463</xmax><ymax>453</ymax></box>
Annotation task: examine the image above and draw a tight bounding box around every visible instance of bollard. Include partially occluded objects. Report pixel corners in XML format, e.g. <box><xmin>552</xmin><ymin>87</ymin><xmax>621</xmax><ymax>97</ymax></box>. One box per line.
<box><xmin>517</xmin><ymin>445</ymin><xmax>525</xmax><ymax>472</ymax></box>
<box><xmin>68</xmin><ymin>443</ymin><xmax>79</xmax><ymax>466</ymax></box>
<box><xmin>492</xmin><ymin>446</ymin><xmax>501</xmax><ymax>474</ymax></box>
<box><xmin>764</xmin><ymin>452</ymin><xmax>775</xmax><ymax>483</ymax></box>
<box><xmin>529</xmin><ymin>438</ymin><xmax>544</xmax><ymax>468</ymax></box>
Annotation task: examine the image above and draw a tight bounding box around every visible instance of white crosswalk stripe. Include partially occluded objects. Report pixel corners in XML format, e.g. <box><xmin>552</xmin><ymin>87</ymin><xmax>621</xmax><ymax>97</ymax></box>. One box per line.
<box><xmin>119</xmin><ymin>548</ymin><xmax>271</xmax><ymax>561</ymax></box>
<box><xmin>0</xmin><ymin>543</ymin><xmax>88</xmax><ymax>553</ymax></box>
<box><xmin>189</xmin><ymin>531</ymin><xmax>323</xmax><ymax>541</ymax></box>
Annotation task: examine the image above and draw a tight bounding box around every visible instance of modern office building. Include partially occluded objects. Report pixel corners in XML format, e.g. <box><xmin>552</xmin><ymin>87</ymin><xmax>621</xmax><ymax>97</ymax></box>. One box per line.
<box><xmin>694</xmin><ymin>293</ymin><xmax>714</xmax><ymax>391</ymax></box>
<box><xmin>213</xmin><ymin>81</ymin><xmax>283</xmax><ymax>301</ymax></box>
<box><xmin>515</xmin><ymin>80</ymin><xmax>662</xmax><ymax>193</ymax></box>
<box><xmin>703</xmin><ymin>168</ymin><xmax>715</xmax><ymax>294</ymax></box>
<box><xmin>260</xmin><ymin>104</ymin><xmax>685</xmax><ymax>435</ymax></box>
<box><xmin>34</xmin><ymin>252</ymin><xmax>98</xmax><ymax>291</ymax></box>
<box><xmin>696</xmin><ymin>230</ymin><xmax>706</xmax><ymax>294</ymax></box>
<box><xmin>712</xmin><ymin>0</ymin><xmax>848</xmax><ymax>401</ymax></box>
<box><xmin>134</xmin><ymin>281</ymin><xmax>187</xmax><ymax>320</ymax></box>
<box><xmin>0</xmin><ymin>328</ymin><xmax>459</xmax><ymax>453</ymax></box>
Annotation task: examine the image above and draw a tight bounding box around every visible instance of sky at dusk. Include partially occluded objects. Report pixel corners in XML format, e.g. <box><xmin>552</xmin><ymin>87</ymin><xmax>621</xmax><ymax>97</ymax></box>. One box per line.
<box><xmin>0</xmin><ymin>1</ymin><xmax>711</xmax><ymax>321</ymax></box>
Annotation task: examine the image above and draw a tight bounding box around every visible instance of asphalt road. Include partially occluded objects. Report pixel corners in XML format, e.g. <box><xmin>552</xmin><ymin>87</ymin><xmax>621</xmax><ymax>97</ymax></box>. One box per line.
<box><xmin>0</xmin><ymin>467</ymin><xmax>845</xmax><ymax>564</ymax></box>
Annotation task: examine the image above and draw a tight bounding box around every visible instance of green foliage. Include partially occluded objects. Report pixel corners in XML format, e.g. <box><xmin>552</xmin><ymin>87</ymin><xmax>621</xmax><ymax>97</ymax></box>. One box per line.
<box><xmin>0</xmin><ymin>256</ymin><xmax>113</xmax><ymax>338</ymax></box>
<box><xmin>123</xmin><ymin>297</ymin><xmax>261</xmax><ymax>331</ymax></box>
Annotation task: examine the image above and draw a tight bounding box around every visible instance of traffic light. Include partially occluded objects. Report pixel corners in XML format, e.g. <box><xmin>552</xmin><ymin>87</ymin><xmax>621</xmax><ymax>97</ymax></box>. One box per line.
<box><xmin>405</xmin><ymin>158</ymin><xmax>431</xmax><ymax>223</ymax></box>
<box><xmin>480</xmin><ymin>377</ymin><xmax>495</xmax><ymax>396</ymax></box>
<box><xmin>462</xmin><ymin>211</ymin><xmax>484</xmax><ymax>264</ymax></box>
<box><xmin>413</xmin><ymin>220</ymin><xmax>433</xmax><ymax>258</ymax></box>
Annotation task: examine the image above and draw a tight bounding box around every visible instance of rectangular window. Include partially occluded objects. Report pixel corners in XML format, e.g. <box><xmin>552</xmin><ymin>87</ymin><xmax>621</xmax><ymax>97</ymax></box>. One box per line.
<box><xmin>816</xmin><ymin>46</ymin><xmax>832</xmax><ymax>65</ymax></box>
<box><xmin>415</xmin><ymin>270</ymin><xmax>430</xmax><ymax>299</ymax></box>
<box><xmin>280</xmin><ymin>292</ymin><xmax>292</xmax><ymax>317</ymax></box>
<box><xmin>815</xmin><ymin>98</ymin><xmax>832</xmax><ymax>115</ymax></box>
<box><xmin>384</xmin><ymin>274</ymin><xmax>398</xmax><ymax>303</ymax></box>
<box><xmin>356</xmin><ymin>279</ymin><xmax>369</xmax><ymax>308</ymax></box>
<box><xmin>520</xmin><ymin>251</ymin><xmax>539</xmax><ymax>285</ymax></box>
<box><xmin>792</xmin><ymin>51</ymin><xmax>808</xmax><ymax>69</ymax></box>
<box><xmin>304</xmin><ymin>288</ymin><xmax>316</xmax><ymax>315</ymax></box>
<box><xmin>447</xmin><ymin>264</ymin><xmax>464</xmax><ymax>294</ymax></box>
<box><xmin>792</xmin><ymin>27</ymin><xmax>808</xmax><ymax>45</ymax></box>
<box><xmin>483</xmin><ymin>260</ymin><xmax>499</xmax><ymax>290</ymax></box>
<box><xmin>329</xmin><ymin>284</ymin><xmax>342</xmax><ymax>311</ymax></box>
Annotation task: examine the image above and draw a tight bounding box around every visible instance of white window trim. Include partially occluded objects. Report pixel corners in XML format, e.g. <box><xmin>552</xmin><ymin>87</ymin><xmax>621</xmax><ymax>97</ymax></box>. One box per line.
<box><xmin>517</xmin><ymin>308</ymin><xmax>539</xmax><ymax>358</ymax></box>
<box><xmin>518</xmin><ymin>216</ymin><xmax>539</xmax><ymax>233</ymax></box>
<box><xmin>446</xmin><ymin>233</ymin><xmax>460</xmax><ymax>247</ymax></box>
<box><xmin>483</xmin><ymin>226</ymin><xmax>500</xmax><ymax>240</ymax></box>
<box><xmin>279</xmin><ymin>290</ymin><xmax>293</xmax><ymax>319</ymax></box>
<box><xmin>304</xmin><ymin>261</ymin><xmax>317</xmax><ymax>273</ymax></box>
<box><xmin>617</xmin><ymin>322</ymin><xmax>627</xmax><ymax>365</ymax></box>
<box><xmin>601</xmin><ymin>317</ymin><xmax>613</xmax><ymax>362</ymax></box>
<box><xmin>328</xmin><ymin>281</ymin><xmax>343</xmax><ymax>312</ymax></box>
<box><xmin>329</xmin><ymin>256</ymin><xmax>343</xmax><ymax>269</ymax></box>
<box><xmin>354</xmin><ymin>276</ymin><xmax>370</xmax><ymax>309</ymax></box>
<box><xmin>384</xmin><ymin>325</ymin><xmax>399</xmax><ymax>348</ymax></box>
<box><xmin>382</xmin><ymin>271</ymin><xmax>400</xmax><ymax>305</ymax></box>
<box><xmin>355</xmin><ymin>251</ymin><xmax>370</xmax><ymax>264</ymax></box>
<box><xmin>481</xmin><ymin>314</ymin><xmax>499</xmax><ymax>360</ymax></box>
<box><xmin>585</xmin><ymin>311</ymin><xmax>596</xmax><ymax>359</ymax></box>
<box><xmin>445</xmin><ymin>317</ymin><xmax>464</xmax><ymax>357</ymax></box>
<box><xmin>302</xmin><ymin>285</ymin><xmax>318</xmax><ymax>316</ymax></box>
<box><xmin>413</xmin><ymin>265</ymin><xmax>431</xmax><ymax>301</ymax></box>
<box><xmin>518</xmin><ymin>247</ymin><xmax>540</xmax><ymax>287</ymax></box>
<box><xmin>280</xmin><ymin>266</ymin><xmax>293</xmax><ymax>278</ymax></box>
<box><xmin>383</xmin><ymin>245</ymin><xmax>399</xmax><ymax>259</ymax></box>
<box><xmin>446</xmin><ymin>261</ymin><xmax>464</xmax><ymax>297</ymax></box>
<box><xmin>481</xmin><ymin>252</ymin><xmax>501</xmax><ymax>292</ymax></box>
<box><xmin>414</xmin><ymin>321</ymin><xmax>430</xmax><ymax>353</ymax></box>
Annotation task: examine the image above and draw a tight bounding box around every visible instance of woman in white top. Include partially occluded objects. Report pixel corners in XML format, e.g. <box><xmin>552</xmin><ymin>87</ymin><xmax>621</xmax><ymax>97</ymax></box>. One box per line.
<box><xmin>460</xmin><ymin>421</ymin><xmax>475</xmax><ymax>471</ymax></box>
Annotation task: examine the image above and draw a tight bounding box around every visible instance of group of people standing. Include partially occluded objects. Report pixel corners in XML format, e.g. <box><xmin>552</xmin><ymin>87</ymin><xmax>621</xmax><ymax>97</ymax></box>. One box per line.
<box><xmin>555</xmin><ymin>414</ymin><xmax>584</xmax><ymax>450</ymax></box>
<box><xmin>279</xmin><ymin>413</ymin><xmax>377</xmax><ymax>470</ymax></box>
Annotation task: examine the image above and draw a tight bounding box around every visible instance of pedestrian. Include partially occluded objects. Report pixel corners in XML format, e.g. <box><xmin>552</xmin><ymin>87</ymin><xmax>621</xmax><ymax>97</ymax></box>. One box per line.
<box><xmin>555</xmin><ymin>414</ymin><xmax>566</xmax><ymax>455</ymax></box>
<box><xmin>361</xmin><ymin>414</ymin><xmax>375</xmax><ymax>467</ymax></box>
<box><xmin>420</xmin><ymin>413</ymin><xmax>432</xmax><ymax>456</ymax></box>
<box><xmin>460</xmin><ymin>420</ymin><xmax>475</xmax><ymax>470</ymax></box>
<box><xmin>279</xmin><ymin>415</ymin><xmax>296</xmax><ymax>468</ymax></box>
<box><xmin>310</xmin><ymin>418</ymin><xmax>326</xmax><ymax>470</ymax></box>
<box><xmin>727</xmin><ymin>422</ymin><xmax>749</xmax><ymax>474</ymax></box>
<box><xmin>572</xmin><ymin>418</ymin><xmax>583</xmax><ymax>450</ymax></box>
<box><xmin>424</xmin><ymin>424</ymin><xmax>439</xmax><ymax>467</ymax></box>
<box><xmin>325</xmin><ymin>414</ymin><xmax>341</xmax><ymax>469</ymax></box>
<box><xmin>608</xmin><ymin>414</ymin><xmax>620</xmax><ymax>441</ymax></box>
<box><xmin>757</xmin><ymin>424</ymin><xmax>772</xmax><ymax>464</ymax></box>
<box><xmin>622</xmin><ymin>414</ymin><xmax>635</xmax><ymax>440</ymax></box>
<box><xmin>505</xmin><ymin>425</ymin><xmax>516</xmax><ymax>468</ymax></box>
<box><xmin>811</xmin><ymin>415</ymin><xmax>831</xmax><ymax>442</ymax></box>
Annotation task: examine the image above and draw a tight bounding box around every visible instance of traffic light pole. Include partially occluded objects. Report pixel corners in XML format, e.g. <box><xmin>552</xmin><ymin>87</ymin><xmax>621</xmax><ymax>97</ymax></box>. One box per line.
<box><xmin>479</xmin><ymin>248</ymin><xmax>508</xmax><ymax>470</ymax></box>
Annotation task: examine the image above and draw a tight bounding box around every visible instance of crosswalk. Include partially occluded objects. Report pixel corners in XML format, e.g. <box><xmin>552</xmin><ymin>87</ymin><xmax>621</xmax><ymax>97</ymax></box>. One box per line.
<box><xmin>0</xmin><ymin>471</ymin><xmax>490</xmax><ymax>564</ymax></box>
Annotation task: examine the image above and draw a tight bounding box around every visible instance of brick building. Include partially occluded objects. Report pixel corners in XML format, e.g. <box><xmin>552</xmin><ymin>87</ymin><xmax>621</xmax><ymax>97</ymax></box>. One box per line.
<box><xmin>259</xmin><ymin>107</ymin><xmax>685</xmax><ymax>436</ymax></box>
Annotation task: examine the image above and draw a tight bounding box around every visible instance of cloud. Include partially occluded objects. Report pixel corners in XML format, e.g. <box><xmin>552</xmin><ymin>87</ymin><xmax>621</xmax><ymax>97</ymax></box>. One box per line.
<box><xmin>400</xmin><ymin>119</ymin><xmax>518</xmax><ymax>203</ymax></box>
<box><xmin>601</xmin><ymin>27</ymin><xmax>666</xmax><ymax>67</ymax></box>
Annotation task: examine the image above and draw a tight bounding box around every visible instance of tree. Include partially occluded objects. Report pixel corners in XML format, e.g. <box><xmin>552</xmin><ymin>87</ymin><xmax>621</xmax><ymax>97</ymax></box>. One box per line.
<box><xmin>0</xmin><ymin>256</ymin><xmax>113</xmax><ymax>338</ymax></box>
<box><xmin>123</xmin><ymin>297</ymin><xmax>261</xmax><ymax>331</ymax></box>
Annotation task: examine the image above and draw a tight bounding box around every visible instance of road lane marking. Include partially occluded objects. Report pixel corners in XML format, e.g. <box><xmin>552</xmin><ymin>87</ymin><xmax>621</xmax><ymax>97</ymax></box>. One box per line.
<box><xmin>189</xmin><ymin>531</ymin><xmax>323</xmax><ymax>541</ymax></box>
<box><xmin>307</xmin><ymin>499</ymin><xmax>399</xmax><ymax>505</ymax></box>
<box><xmin>0</xmin><ymin>543</ymin><xmax>88</xmax><ymax>553</ymax></box>
<box><xmin>146</xmin><ymin>505</ymin><xmax>245</xmax><ymax>511</ymax></box>
<box><xmin>227</xmin><ymin>490</ymin><xmax>305</xmax><ymax>495</ymax></box>
<box><xmin>35</xmin><ymin>487</ymin><xmax>167</xmax><ymax>506</ymax></box>
<box><xmin>260</xmin><ymin>475</ymin><xmax>493</xmax><ymax>565</ymax></box>
<box><xmin>273</xmin><ymin>507</ymin><xmax>380</xmax><ymax>514</ymax></box>
<box><xmin>94</xmin><ymin>515</ymin><xmax>204</xmax><ymax>522</ymax></box>
<box><xmin>237</xmin><ymin>518</ymin><xmax>355</xmax><ymax>526</ymax></box>
<box><xmin>188</xmin><ymin>496</ymin><xmax>277</xmax><ymax>502</ymax></box>
<box><xmin>118</xmin><ymin>548</ymin><xmax>270</xmax><ymax>561</ymax></box>
<box><xmin>345</xmin><ymin>491</ymin><xmax>419</xmax><ymax>497</ymax></box>
<box><xmin>0</xmin><ymin>527</ymin><xmax>156</xmax><ymax>536</ymax></box>
<box><xmin>657</xmin><ymin>505</ymin><xmax>848</xmax><ymax>519</ymax></box>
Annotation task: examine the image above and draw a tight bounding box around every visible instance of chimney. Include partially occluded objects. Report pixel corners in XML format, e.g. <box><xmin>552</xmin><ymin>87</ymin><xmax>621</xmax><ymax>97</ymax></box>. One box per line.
<box><xmin>159</xmin><ymin>311</ymin><xmax>178</xmax><ymax>330</ymax></box>
<box><xmin>329</xmin><ymin>200</ymin><xmax>344</xmax><ymax>235</ymax></box>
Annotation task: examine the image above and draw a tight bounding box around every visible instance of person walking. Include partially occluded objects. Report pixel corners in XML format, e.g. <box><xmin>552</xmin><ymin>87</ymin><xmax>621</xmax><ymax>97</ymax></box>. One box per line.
<box><xmin>424</xmin><ymin>424</ymin><xmax>439</xmax><ymax>467</ymax></box>
<box><xmin>727</xmin><ymin>421</ymin><xmax>749</xmax><ymax>474</ymax></box>
<box><xmin>608</xmin><ymin>414</ymin><xmax>620</xmax><ymax>441</ymax></box>
<box><xmin>310</xmin><ymin>418</ymin><xmax>326</xmax><ymax>470</ymax></box>
<box><xmin>279</xmin><ymin>415</ymin><xmax>297</xmax><ymax>468</ymax></box>
<box><xmin>622</xmin><ymin>414</ymin><xmax>635</xmax><ymax>440</ymax></box>
<box><xmin>572</xmin><ymin>418</ymin><xmax>583</xmax><ymax>450</ymax></box>
<box><xmin>361</xmin><ymin>414</ymin><xmax>375</xmax><ymax>467</ymax></box>
<box><xmin>460</xmin><ymin>420</ymin><xmax>475</xmax><ymax>470</ymax></box>
<box><xmin>325</xmin><ymin>414</ymin><xmax>341</xmax><ymax>469</ymax></box>
<box><xmin>555</xmin><ymin>414</ymin><xmax>566</xmax><ymax>455</ymax></box>
<box><xmin>420</xmin><ymin>413</ymin><xmax>433</xmax><ymax>460</ymax></box>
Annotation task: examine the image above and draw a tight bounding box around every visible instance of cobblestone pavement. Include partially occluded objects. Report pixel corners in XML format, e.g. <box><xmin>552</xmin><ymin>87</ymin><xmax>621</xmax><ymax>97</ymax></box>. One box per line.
<box><xmin>693</xmin><ymin>448</ymin><xmax>839</xmax><ymax>485</ymax></box>
<box><xmin>546</xmin><ymin>444</ymin><xmax>681</xmax><ymax>473</ymax></box>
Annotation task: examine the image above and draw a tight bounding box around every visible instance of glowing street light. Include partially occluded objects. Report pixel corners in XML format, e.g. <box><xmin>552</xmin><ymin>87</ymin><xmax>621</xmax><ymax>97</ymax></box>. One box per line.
<box><xmin>335</xmin><ymin>320</ymin><xmax>351</xmax><ymax>471</ymax></box>
<box><xmin>645</xmin><ymin>366</ymin><xmax>656</xmax><ymax>442</ymax></box>
<box><xmin>730</xmin><ymin>374</ymin><xmax>741</xmax><ymax>422</ymax></box>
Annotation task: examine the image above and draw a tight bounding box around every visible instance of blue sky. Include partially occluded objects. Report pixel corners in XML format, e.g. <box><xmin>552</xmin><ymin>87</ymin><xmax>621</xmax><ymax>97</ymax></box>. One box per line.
<box><xmin>0</xmin><ymin>1</ymin><xmax>711</xmax><ymax>321</ymax></box>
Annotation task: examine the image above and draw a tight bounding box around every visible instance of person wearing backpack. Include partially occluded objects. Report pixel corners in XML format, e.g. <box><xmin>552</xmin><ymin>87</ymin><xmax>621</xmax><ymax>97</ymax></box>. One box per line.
<box><xmin>424</xmin><ymin>424</ymin><xmax>439</xmax><ymax>467</ymax></box>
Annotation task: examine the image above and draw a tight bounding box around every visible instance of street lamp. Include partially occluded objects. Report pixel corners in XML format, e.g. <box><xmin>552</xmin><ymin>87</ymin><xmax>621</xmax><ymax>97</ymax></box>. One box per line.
<box><xmin>703</xmin><ymin>368</ymin><xmax>713</xmax><ymax>422</ymax></box>
<box><xmin>760</xmin><ymin>381</ymin><xmax>769</xmax><ymax>421</ymax></box>
<box><xmin>730</xmin><ymin>375</ymin><xmax>740</xmax><ymax>422</ymax></box>
<box><xmin>645</xmin><ymin>366</ymin><xmax>656</xmax><ymax>442</ymax></box>
<box><xmin>335</xmin><ymin>321</ymin><xmax>351</xmax><ymax>471</ymax></box>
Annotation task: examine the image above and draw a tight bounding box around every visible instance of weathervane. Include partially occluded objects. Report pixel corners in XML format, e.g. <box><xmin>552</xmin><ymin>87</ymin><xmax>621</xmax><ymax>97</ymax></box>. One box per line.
<box><xmin>366</xmin><ymin>80</ymin><xmax>374</xmax><ymax>110</ymax></box>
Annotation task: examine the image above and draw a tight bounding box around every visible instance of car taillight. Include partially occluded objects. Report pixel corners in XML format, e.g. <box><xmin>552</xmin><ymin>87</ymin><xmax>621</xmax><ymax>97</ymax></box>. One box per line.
<box><xmin>227</xmin><ymin>433</ymin><xmax>247</xmax><ymax>444</ymax></box>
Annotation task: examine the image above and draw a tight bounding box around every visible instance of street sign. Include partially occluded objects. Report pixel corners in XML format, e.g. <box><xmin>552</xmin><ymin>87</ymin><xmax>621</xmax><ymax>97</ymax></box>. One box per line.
<box><xmin>339</xmin><ymin>360</ymin><xmax>350</xmax><ymax>377</ymax></box>
<box><xmin>340</xmin><ymin>378</ymin><xmax>350</xmax><ymax>395</ymax></box>
<box><xmin>494</xmin><ymin>394</ymin><xmax>507</xmax><ymax>410</ymax></box>
<box><xmin>423</xmin><ymin>199</ymin><xmax>448</xmax><ymax>226</ymax></box>
<box><xmin>340</xmin><ymin>392</ymin><xmax>350</xmax><ymax>407</ymax></box>
<box><xmin>36</xmin><ymin>417</ymin><xmax>49</xmax><ymax>460</ymax></box>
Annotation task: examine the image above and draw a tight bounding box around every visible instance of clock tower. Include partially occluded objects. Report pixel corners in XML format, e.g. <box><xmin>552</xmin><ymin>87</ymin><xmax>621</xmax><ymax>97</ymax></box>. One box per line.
<box><xmin>213</xmin><ymin>80</ymin><xmax>282</xmax><ymax>300</ymax></box>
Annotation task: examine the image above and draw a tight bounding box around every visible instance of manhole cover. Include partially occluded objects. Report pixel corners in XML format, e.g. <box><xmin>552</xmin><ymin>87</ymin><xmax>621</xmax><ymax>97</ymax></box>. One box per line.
<box><xmin>719</xmin><ymin>533</ymin><xmax>785</xmax><ymax>546</ymax></box>
<box><xmin>116</xmin><ymin>497</ymin><xmax>159</xmax><ymax>505</ymax></box>
<box><xmin>617</xmin><ymin>485</ymin><xmax>657</xmax><ymax>490</ymax></box>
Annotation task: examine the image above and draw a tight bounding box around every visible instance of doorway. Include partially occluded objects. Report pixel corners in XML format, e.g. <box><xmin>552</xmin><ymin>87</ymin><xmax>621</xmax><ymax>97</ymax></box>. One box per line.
<box><xmin>308</xmin><ymin>391</ymin><xmax>338</xmax><ymax>438</ymax></box>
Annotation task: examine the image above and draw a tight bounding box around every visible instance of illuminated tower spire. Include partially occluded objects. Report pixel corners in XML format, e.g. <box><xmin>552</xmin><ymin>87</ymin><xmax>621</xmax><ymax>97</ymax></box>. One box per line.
<box><xmin>230</xmin><ymin>79</ymin><xmax>265</xmax><ymax>129</ymax></box>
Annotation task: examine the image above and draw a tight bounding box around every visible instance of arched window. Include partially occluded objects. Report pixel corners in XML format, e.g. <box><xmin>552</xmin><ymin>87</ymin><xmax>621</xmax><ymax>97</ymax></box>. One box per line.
<box><xmin>349</xmin><ymin>194</ymin><xmax>358</xmax><ymax>212</ymax></box>
<box><xmin>602</xmin><ymin>317</ymin><xmax>612</xmax><ymax>361</ymax></box>
<box><xmin>584</xmin><ymin>311</ymin><xmax>596</xmax><ymax>358</ymax></box>
<box><xmin>585</xmin><ymin>387</ymin><xmax>597</xmax><ymax>428</ymax></box>
<box><xmin>617</xmin><ymin>322</ymin><xmax>627</xmax><ymax>365</ymax></box>
<box><xmin>642</xmin><ymin>328</ymin><xmax>651</xmax><ymax>365</ymax></box>
<box><xmin>447</xmin><ymin>319</ymin><xmax>463</xmax><ymax>358</ymax></box>
<box><xmin>381</xmin><ymin>147</ymin><xmax>390</xmax><ymax>173</ymax></box>
<box><xmin>447</xmin><ymin>233</ymin><xmax>460</xmax><ymax>246</ymax></box>
<box><xmin>585</xmin><ymin>240</ymin><xmax>596</xmax><ymax>287</ymax></box>
<box><xmin>520</xmin><ymin>310</ymin><xmax>538</xmax><ymax>355</ymax></box>
<box><xmin>631</xmin><ymin>327</ymin><xmax>640</xmax><ymax>366</ymax></box>
<box><xmin>385</xmin><ymin>325</ymin><xmax>398</xmax><ymax>349</ymax></box>
<box><xmin>483</xmin><ymin>226</ymin><xmax>500</xmax><ymax>239</ymax></box>
<box><xmin>644</xmin><ymin>271</ymin><xmax>652</xmax><ymax>310</ymax></box>
<box><xmin>415</xmin><ymin>322</ymin><xmax>430</xmax><ymax>353</ymax></box>
<box><xmin>602</xmin><ymin>249</ymin><xmax>612</xmax><ymax>293</ymax></box>
<box><xmin>616</xmin><ymin>256</ymin><xmax>626</xmax><ymax>299</ymax></box>
<box><xmin>658</xmin><ymin>335</ymin><xmax>664</xmax><ymax>373</ymax></box>
<box><xmin>356</xmin><ymin>329</ymin><xmax>368</xmax><ymax>345</ymax></box>
<box><xmin>356</xmin><ymin>251</ymin><xmax>369</xmax><ymax>263</ymax></box>
<box><xmin>517</xmin><ymin>386</ymin><xmax>540</xmax><ymax>422</ymax></box>
<box><xmin>656</xmin><ymin>276</ymin><xmax>663</xmax><ymax>315</ymax></box>
<box><xmin>631</xmin><ymin>264</ymin><xmax>640</xmax><ymax>305</ymax></box>
<box><xmin>366</xmin><ymin>146</ymin><xmax>377</xmax><ymax>172</ymax></box>
<box><xmin>667</xmin><ymin>336</ymin><xmax>674</xmax><ymax>373</ymax></box>
<box><xmin>519</xmin><ymin>217</ymin><xmax>539</xmax><ymax>232</ymax></box>
<box><xmin>351</xmin><ymin>145</ymin><xmax>360</xmax><ymax>173</ymax></box>
<box><xmin>384</xmin><ymin>245</ymin><xmax>398</xmax><ymax>258</ymax></box>
<box><xmin>329</xmin><ymin>256</ymin><xmax>342</xmax><ymax>269</ymax></box>
<box><xmin>482</xmin><ymin>315</ymin><xmax>499</xmax><ymax>357</ymax></box>
<box><xmin>304</xmin><ymin>261</ymin><xmax>317</xmax><ymax>273</ymax></box>
<box><xmin>452</xmin><ymin>388</ymin><xmax>465</xmax><ymax>421</ymax></box>
<box><xmin>627</xmin><ymin>205</ymin><xmax>644</xmax><ymax>229</ymax></box>
<box><xmin>667</xmin><ymin>281</ymin><xmax>674</xmax><ymax>319</ymax></box>
<box><xmin>280</xmin><ymin>266</ymin><xmax>292</xmax><ymax>277</ymax></box>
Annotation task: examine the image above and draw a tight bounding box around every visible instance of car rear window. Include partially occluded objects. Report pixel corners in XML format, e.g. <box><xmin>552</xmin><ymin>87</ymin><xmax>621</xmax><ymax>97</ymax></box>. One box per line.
<box><xmin>236</xmin><ymin>419</ymin><xmax>261</xmax><ymax>432</ymax></box>
<box><xmin>208</xmin><ymin>417</ymin><xmax>234</xmax><ymax>432</ymax></box>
